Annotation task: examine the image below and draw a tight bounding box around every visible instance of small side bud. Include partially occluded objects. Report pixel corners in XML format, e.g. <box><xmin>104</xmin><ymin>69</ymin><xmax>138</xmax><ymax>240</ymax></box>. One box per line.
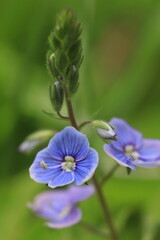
<box><xmin>47</xmin><ymin>53</ymin><xmax>60</xmax><ymax>79</ymax></box>
<box><xmin>19</xmin><ymin>130</ymin><xmax>55</xmax><ymax>153</ymax></box>
<box><xmin>66</xmin><ymin>65</ymin><xmax>79</xmax><ymax>94</ymax></box>
<box><xmin>49</xmin><ymin>81</ymin><xmax>64</xmax><ymax>113</ymax></box>
<box><xmin>92</xmin><ymin>120</ymin><xmax>116</xmax><ymax>143</ymax></box>
<box><xmin>55</xmin><ymin>51</ymin><xmax>68</xmax><ymax>72</ymax></box>
<box><xmin>48</xmin><ymin>32</ymin><xmax>61</xmax><ymax>51</ymax></box>
<box><xmin>68</xmin><ymin>39</ymin><xmax>83</xmax><ymax>66</ymax></box>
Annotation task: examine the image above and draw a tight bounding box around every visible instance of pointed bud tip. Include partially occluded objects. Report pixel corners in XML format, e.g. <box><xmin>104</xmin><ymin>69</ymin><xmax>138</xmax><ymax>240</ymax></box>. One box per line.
<box><xmin>92</xmin><ymin>120</ymin><xmax>116</xmax><ymax>142</ymax></box>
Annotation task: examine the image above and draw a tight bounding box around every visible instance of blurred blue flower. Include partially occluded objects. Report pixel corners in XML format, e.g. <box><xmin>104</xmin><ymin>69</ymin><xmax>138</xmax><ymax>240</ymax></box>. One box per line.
<box><xmin>104</xmin><ymin>118</ymin><xmax>160</xmax><ymax>170</ymax></box>
<box><xmin>29</xmin><ymin>127</ymin><xmax>98</xmax><ymax>188</ymax></box>
<box><xmin>28</xmin><ymin>185</ymin><xmax>95</xmax><ymax>228</ymax></box>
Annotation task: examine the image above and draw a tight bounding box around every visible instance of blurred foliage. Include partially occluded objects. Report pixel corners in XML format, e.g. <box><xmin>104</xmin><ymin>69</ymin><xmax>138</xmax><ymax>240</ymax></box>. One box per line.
<box><xmin>0</xmin><ymin>0</ymin><xmax>160</xmax><ymax>239</ymax></box>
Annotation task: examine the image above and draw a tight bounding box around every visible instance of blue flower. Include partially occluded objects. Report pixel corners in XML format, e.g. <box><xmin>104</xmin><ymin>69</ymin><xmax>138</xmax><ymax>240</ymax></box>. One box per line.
<box><xmin>28</xmin><ymin>185</ymin><xmax>95</xmax><ymax>228</ymax></box>
<box><xmin>29</xmin><ymin>127</ymin><xmax>99</xmax><ymax>188</ymax></box>
<box><xmin>104</xmin><ymin>118</ymin><xmax>160</xmax><ymax>170</ymax></box>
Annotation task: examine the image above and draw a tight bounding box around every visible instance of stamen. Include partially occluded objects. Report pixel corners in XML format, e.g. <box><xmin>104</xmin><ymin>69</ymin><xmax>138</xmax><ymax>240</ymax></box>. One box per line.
<box><xmin>125</xmin><ymin>145</ymin><xmax>134</xmax><ymax>153</ymax></box>
<box><xmin>40</xmin><ymin>160</ymin><xmax>48</xmax><ymax>170</ymax></box>
<box><xmin>64</xmin><ymin>156</ymin><xmax>74</xmax><ymax>162</ymax></box>
<box><xmin>125</xmin><ymin>145</ymin><xmax>139</xmax><ymax>161</ymax></box>
<box><xmin>130</xmin><ymin>151</ymin><xmax>139</xmax><ymax>160</ymax></box>
<box><xmin>61</xmin><ymin>156</ymin><xmax>76</xmax><ymax>172</ymax></box>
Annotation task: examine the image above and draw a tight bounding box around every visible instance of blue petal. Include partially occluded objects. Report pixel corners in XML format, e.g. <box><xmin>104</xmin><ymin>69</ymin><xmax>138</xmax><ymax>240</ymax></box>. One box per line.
<box><xmin>48</xmin><ymin>127</ymin><xmax>89</xmax><ymax>160</ymax></box>
<box><xmin>48</xmin><ymin>171</ymin><xmax>74</xmax><ymax>188</ymax></box>
<box><xmin>104</xmin><ymin>144</ymin><xmax>136</xmax><ymax>170</ymax></box>
<box><xmin>68</xmin><ymin>185</ymin><xmax>95</xmax><ymax>204</ymax></box>
<box><xmin>110</xmin><ymin>118</ymin><xmax>143</xmax><ymax>151</ymax></box>
<box><xmin>133</xmin><ymin>159</ymin><xmax>160</xmax><ymax>168</ymax></box>
<box><xmin>138</xmin><ymin>139</ymin><xmax>160</xmax><ymax>160</ymax></box>
<box><xmin>46</xmin><ymin>207</ymin><xmax>82</xmax><ymax>229</ymax></box>
<box><xmin>74</xmin><ymin>148</ymin><xmax>99</xmax><ymax>185</ymax></box>
<box><xmin>28</xmin><ymin>190</ymin><xmax>71</xmax><ymax>220</ymax></box>
<box><xmin>29</xmin><ymin>148</ymin><xmax>62</xmax><ymax>184</ymax></box>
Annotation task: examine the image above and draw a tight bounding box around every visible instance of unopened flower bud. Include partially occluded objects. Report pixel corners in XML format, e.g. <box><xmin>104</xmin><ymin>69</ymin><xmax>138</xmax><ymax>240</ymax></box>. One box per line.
<box><xmin>48</xmin><ymin>53</ymin><xmax>60</xmax><ymax>78</ymax></box>
<box><xmin>19</xmin><ymin>130</ymin><xmax>55</xmax><ymax>153</ymax></box>
<box><xmin>66</xmin><ymin>65</ymin><xmax>79</xmax><ymax>94</ymax></box>
<box><xmin>92</xmin><ymin>120</ymin><xmax>116</xmax><ymax>143</ymax></box>
<box><xmin>55</xmin><ymin>51</ymin><xmax>68</xmax><ymax>72</ymax></box>
<box><xmin>49</xmin><ymin>81</ymin><xmax>64</xmax><ymax>113</ymax></box>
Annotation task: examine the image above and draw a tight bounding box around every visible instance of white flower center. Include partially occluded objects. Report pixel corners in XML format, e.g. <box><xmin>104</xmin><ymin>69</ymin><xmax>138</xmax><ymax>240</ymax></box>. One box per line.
<box><xmin>61</xmin><ymin>156</ymin><xmax>76</xmax><ymax>172</ymax></box>
<box><xmin>125</xmin><ymin>145</ymin><xmax>139</xmax><ymax>160</ymax></box>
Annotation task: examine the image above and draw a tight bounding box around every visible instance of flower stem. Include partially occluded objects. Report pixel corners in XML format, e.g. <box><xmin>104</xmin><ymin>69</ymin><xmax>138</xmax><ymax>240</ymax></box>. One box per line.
<box><xmin>64</xmin><ymin>90</ymin><xmax>119</xmax><ymax>240</ymax></box>
<box><xmin>64</xmin><ymin>88</ymin><xmax>79</xmax><ymax>130</ymax></box>
<box><xmin>80</xmin><ymin>221</ymin><xmax>110</xmax><ymax>239</ymax></box>
<box><xmin>92</xmin><ymin>175</ymin><xmax>119</xmax><ymax>240</ymax></box>
<box><xmin>78</xmin><ymin>120</ymin><xmax>92</xmax><ymax>129</ymax></box>
<box><xmin>101</xmin><ymin>164</ymin><xmax>120</xmax><ymax>186</ymax></box>
<box><xmin>57</xmin><ymin>111</ymin><xmax>69</xmax><ymax>120</ymax></box>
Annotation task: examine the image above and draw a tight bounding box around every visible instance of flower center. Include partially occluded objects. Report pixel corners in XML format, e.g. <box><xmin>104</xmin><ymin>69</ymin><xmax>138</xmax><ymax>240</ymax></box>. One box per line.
<box><xmin>61</xmin><ymin>156</ymin><xmax>76</xmax><ymax>172</ymax></box>
<box><xmin>125</xmin><ymin>145</ymin><xmax>139</xmax><ymax>161</ymax></box>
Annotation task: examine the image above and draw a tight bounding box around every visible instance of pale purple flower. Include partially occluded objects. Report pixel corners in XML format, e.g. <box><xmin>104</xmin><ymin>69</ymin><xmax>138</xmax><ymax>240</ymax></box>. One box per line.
<box><xmin>104</xmin><ymin>118</ymin><xmax>160</xmax><ymax>170</ymax></box>
<box><xmin>28</xmin><ymin>185</ymin><xmax>95</xmax><ymax>228</ymax></box>
<box><xmin>29</xmin><ymin>127</ymin><xmax>98</xmax><ymax>188</ymax></box>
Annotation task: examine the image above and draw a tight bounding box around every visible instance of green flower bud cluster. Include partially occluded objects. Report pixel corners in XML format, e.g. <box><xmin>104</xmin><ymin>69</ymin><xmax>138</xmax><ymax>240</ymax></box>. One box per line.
<box><xmin>47</xmin><ymin>9</ymin><xmax>83</xmax><ymax>113</ymax></box>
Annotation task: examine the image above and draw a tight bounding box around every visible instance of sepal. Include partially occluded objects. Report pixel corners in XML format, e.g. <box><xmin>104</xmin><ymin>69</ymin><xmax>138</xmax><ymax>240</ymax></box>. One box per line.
<box><xmin>49</xmin><ymin>81</ymin><xmax>64</xmax><ymax>112</ymax></box>
<box><xmin>47</xmin><ymin>51</ymin><xmax>60</xmax><ymax>79</ymax></box>
<box><xmin>66</xmin><ymin>65</ymin><xmax>79</xmax><ymax>94</ymax></box>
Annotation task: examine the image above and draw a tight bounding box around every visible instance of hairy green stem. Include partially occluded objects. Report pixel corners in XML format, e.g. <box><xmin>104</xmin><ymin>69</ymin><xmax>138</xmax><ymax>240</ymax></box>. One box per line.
<box><xmin>101</xmin><ymin>164</ymin><xmax>120</xmax><ymax>186</ymax></box>
<box><xmin>64</xmin><ymin>89</ymin><xmax>119</xmax><ymax>240</ymax></box>
<box><xmin>78</xmin><ymin>120</ymin><xmax>92</xmax><ymax>129</ymax></box>
<box><xmin>92</xmin><ymin>175</ymin><xmax>119</xmax><ymax>240</ymax></box>
<box><xmin>80</xmin><ymin>221</ymin><xmax>110</xmax><ymax>239</ymax></box>
<box><xmin>64</xmin><ymin>88</ymin><xmax>79</xmax><ymax>129</ymax></box>
<box><xmin>57</xmin><ymin>111</ymin><xmax>69</xmax><ymax>120</ymax></box>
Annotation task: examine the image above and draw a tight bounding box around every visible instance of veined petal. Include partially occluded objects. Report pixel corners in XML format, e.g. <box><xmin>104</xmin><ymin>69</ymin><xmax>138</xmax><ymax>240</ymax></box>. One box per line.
<box><xmin>46</xmin><ymin>207</ymin><xmax>82</xmax><ymax>229</ymax></box>
<box><xmin>110</xmin><ymin>118</ymin><xmax>143</xmax><ymax>151</ymax></box>
<box><xmin>68</xmin><ymin>185</ymin><xmax>95</xmax><ymax>204</ymax></box>
<box><xmin>48</xmin><ymin>127</ymin><xmax>89</xmax><ymax>160</ymax></box>
<box><xmin>133</xmin><ymin>159</ymin><xmax>160</xmax><ymax>168</ymax></box>
<box><xmin>138</xmin><ymin>139</ymin><xmax>160</xmax><ymax>160</ymax></box>
<box><xmin>48</xmin><ymin>171</ymin><xmax>74</xmax><ymax>188</ymax></box>
<box><xmin>29</xmin><ymin>148</ymin><xmax>62</xmax><ymax>183</ymax></box>
<box><xmin>74</xmin><ymin>148</ymin><xmax>99</xmax><ymax>185</ymax></box>
<box><xmin>104</xmin><ymin>144</ymin><xmax>136</xmax><ymax>170</ymax></box>
<box><xmin>28</xmin><ymin>191</ymin><xmax>71</xmax><ymax>221</ymax></box>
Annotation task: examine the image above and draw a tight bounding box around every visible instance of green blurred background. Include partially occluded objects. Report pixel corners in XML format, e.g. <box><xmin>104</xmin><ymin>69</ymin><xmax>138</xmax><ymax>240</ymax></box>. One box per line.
<box><xmin>0</xmin><ymin>0</ymin><xmax>160</xmax><ymax>239</ymax></box>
